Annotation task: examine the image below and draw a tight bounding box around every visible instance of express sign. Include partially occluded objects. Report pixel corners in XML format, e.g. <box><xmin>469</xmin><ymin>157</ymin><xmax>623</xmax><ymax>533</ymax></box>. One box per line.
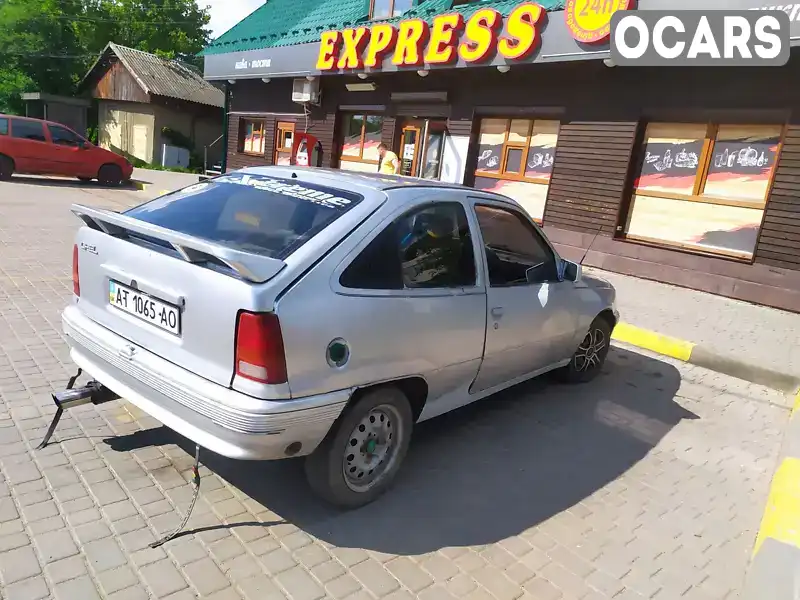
<box><xmin>316</xmin><ymin>3</ymin><xmax>546</xmax><ymax>71</ymax></box>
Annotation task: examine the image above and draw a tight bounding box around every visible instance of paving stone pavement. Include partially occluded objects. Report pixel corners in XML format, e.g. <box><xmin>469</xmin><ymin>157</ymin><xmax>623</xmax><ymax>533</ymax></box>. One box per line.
<box><xmin>0</xmin><ymin>178</ymin><xmax>793</xmax><ymax>600</ymax></box>
<box><xmin>585</xmin><ymin>268</ymin><xmax>800</xmax><ymax>378</ymax></box>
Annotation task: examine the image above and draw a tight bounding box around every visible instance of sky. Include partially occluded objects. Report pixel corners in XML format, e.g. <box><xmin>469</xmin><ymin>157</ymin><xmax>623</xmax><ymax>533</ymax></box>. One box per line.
<box><xmin>205</xmin><ymin>0</ymin><xmax>264</xmax><ymax>38</ymax></box>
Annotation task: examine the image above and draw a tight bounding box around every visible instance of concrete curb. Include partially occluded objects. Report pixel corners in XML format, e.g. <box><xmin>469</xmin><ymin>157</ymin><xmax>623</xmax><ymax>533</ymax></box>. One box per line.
<box><xmin>130</xmin><ymin>181</ymin><xmax>171</xmax><ymax>196</ymax></box>
<box><xmin>742</xmin><ymin>391</ymin><xmax>800</xmax><ymax>599</ymax></box>
<box><xmin>611</xmin><ymin>322</ymin><xmax>800</xmax><ymax>394</ymax></box>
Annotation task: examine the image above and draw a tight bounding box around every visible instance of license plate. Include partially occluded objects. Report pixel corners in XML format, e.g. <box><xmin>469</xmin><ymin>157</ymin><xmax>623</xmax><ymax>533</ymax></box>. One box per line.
<box><xmin>109</xmin><ymin>280</ymin><xmax>181</xmax><ymax>335</ymax></box>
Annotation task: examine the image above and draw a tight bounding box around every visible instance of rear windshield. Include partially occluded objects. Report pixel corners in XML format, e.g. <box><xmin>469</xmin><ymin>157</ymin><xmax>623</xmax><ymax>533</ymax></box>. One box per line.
<box><xmin>125</xmin><ymin>173</ymin><xmax>364</xmax><ymax>259</ymax></box>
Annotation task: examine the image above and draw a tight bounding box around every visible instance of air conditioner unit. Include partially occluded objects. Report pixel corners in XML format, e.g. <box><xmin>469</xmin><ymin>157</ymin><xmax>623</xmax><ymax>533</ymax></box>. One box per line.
<box><xmin>292</xmin><ymin>78</ymin><xmax>320</xmax><ymax>104</ymax></box>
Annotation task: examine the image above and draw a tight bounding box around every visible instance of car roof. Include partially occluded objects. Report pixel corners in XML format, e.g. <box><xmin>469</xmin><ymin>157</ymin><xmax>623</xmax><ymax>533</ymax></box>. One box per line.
<box><xmin>234</xmin><ymin>165</ymin><xmax>515</xmax><ymax>203</ymax></box>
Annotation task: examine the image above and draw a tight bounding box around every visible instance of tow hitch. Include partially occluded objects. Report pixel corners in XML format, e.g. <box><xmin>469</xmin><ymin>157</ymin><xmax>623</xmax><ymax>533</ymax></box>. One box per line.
<box><xmin>37</xmin><ymin>368</ymin><xmax>120</xmax><ymax>450</ymax></box>
<box><xmin>36</xmin><ymin>367</ymin><xmax>204</xmax><ymax>548</ymax></box>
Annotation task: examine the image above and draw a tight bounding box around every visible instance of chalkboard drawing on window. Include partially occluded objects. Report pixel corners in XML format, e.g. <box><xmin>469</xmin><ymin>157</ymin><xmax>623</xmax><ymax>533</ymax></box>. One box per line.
<box><xmin>702</xmin><ymin>125</ymin><xmax>782</xmax><ymax>202</ymax></box>
<box><xmin>525</xmin><ymin>121</ymin><xmax>559</xmax><ymax>180</ymax></box>
<box><xmin>476</xmin><ymin>119</ymin><xmax>505</xmax><ymax>173</ymax></box>
<box><xmin>635</xmin><ymin>123</ymin><xmax>706</xmax><ymax>195</ymax></box>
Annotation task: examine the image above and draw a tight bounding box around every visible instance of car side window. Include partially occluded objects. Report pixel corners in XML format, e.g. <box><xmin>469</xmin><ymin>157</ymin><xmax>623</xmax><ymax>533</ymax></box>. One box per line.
<box><xmin>0</xmin><ymin>118</ymin><xmax>8</xmax><ymax>136</ymax></box>
<box><xmin>340</xmin><ymin>202</ymin><xmax>477</xmax><ymax>291</ymax></box>
<box><xmin>10</xmin><ymin>119</ymin><xmax>46</xmax><ymax>142</ymax></box>
<box><xmin>474</xmin><ymin>204</ymin><xmax>559</xmax><ymax>286</ymax></box>
<box><xmin>49</xmin><ymin>124</ymin><xmax>84</xmax><ymax>147</ymax></box>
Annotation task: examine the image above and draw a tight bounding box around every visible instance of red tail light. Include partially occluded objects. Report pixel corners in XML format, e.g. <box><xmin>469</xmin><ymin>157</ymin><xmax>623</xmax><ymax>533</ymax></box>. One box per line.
<box><xmin>235</xmin><ymin>312</ymin><xmax>287</xmax><ymax>385</ymax></box>
<box><xmin>72</xmin><ymin>244</ymin><xmax>80</xmax><ymax>297</ymax></box>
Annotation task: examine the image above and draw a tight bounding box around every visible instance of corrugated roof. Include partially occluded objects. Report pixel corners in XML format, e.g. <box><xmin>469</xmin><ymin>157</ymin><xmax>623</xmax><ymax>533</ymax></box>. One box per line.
<box><xmin>87</xmin><ymin>43</ymin><xmax>225</xmax><ymax>107</ymax></box>
<box><xmin>203</xmin><ymin>0</ymin><xmax>565</xmax><ymax>55</ymax></box>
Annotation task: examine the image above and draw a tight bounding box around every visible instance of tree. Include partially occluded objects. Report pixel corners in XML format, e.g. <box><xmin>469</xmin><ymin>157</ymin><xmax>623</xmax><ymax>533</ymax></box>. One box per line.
<box><xmin>0</xmin><ymin>0</ymin><xmax>211</xmax><ymax>114</ymax></box>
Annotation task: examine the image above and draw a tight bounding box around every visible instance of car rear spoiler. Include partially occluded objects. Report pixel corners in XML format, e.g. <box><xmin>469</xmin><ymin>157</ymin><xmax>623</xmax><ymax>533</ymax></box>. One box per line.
<box><xmin>71</xmin><ymin>204</ymin><xmax>286</xmax><ymax>284</ymax></box>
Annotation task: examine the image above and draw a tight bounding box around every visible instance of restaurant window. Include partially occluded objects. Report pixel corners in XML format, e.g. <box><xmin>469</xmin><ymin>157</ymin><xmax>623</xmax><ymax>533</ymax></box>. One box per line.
<box><xmin>339</xmin><ymin>114</ymin><xmax>384</xmax><ymax>173</ymax></box>
<box><xmin>274</xmin><ymin>121</ymin><xmax>295</xmax><ymax>166</ymax></box>
<box><xmin>624</xmin><ymin>122</ymin><xmax>784</xmax><ymax>260</ymax></box>
<box><xmin>472</xmin><ymin>118</ymin><xmax>560</xmax><ymax>223</ymax></box>
<box><xmin>370</xmin><ymin>0</ymin><xmax>413</xmax><ymax>19</ymax></box>
<box><xmin>240</xmin><ymin>119</ymin><xmax>266</xmax><ymax>155</ymax></box>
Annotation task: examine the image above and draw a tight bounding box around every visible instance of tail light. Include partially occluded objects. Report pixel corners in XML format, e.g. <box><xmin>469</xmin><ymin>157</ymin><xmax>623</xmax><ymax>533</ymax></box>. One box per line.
<box><xmin>72</xmin><ymin>244</ymin><xmax>80</xmax><ymax>297</ymax></box>
<box><xmin>235</xmin><ymin>312</ymin><xmax>287</xmax><ymax>385</ymax></box>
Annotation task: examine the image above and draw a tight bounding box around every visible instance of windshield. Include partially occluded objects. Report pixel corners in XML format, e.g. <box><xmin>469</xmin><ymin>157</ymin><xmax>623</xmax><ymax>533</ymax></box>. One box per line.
<box><xmin>125</xmin><ymin>173</ymin><xmax>364</xmax><ymax>259</ymax></box>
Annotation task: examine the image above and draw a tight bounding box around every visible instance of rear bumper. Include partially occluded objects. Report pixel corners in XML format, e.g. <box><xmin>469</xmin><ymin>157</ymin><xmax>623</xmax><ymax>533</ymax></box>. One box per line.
<box><xmin>62</xmin><ymin>305</ymin><xmax>349</xmax><ymax>460</ymax></box>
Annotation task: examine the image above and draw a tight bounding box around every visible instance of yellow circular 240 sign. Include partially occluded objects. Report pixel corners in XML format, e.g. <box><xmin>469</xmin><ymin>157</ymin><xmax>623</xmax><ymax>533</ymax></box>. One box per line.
<box><xmin>565</xmin><ymin>0</ymin><xmax>635</xmax><ymax>44</ymax></box>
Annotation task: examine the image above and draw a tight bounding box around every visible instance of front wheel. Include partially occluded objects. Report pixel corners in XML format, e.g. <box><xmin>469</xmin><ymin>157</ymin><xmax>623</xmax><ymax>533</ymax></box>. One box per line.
<box><xmin>305</xmin><ymin>387</ymin><xmax>413</xmax><ymax>509</ymax></box>
<box><xmin>98</xmin><ymin>164</ymin><xmax>123</xmax><ymax>186</ymax></box>
<box><xmin>556</xmin><ymin>316</ymin><xmax>612</xmax><ymax>384</ymax></box>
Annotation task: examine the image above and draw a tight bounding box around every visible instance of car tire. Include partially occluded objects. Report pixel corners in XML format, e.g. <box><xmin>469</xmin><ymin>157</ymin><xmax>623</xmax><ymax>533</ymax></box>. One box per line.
<box><xmin>98</xmin><ymin>164</ymin><xmax>123</xmax><ymax>186</ymax></box>
<box><xmin>0</xmin><ymin>155</ymin><xmax>14</xmax><ymax>181</ymax></box>
<box><xmin>305</xmin><ymin>386</ymin><xmax>414</xmax><ymax>509</ymax></box>
<box><xmin>555</xmin><ymin>316</ymin><xmax>612</xmax><ymax>384</ymax></box>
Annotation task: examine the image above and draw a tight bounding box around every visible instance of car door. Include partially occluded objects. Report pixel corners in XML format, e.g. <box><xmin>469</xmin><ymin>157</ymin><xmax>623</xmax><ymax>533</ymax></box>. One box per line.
<box><xmin>322</xmin><ymin>194</ymin><xmax>488</xmax><ymax>418</ymax></box>
<box><xmin>470</xmin><ymin>199</ymin><xmax>579</xmax><ymax>394</ymax></box>
<box><xmin>47</xmin><ymin>123</ymin><xmax>90</xmax><ymax>177</ymax></box>
<box><xmin>8</xmin><ymin>118</ymin><xmax>51</xmax><ymax>173</ymax></box>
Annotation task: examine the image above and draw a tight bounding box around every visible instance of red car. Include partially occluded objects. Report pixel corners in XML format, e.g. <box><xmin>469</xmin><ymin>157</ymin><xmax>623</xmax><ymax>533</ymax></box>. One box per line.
<box><xmin>0</xmin><ymin>114</ymin><xmax>133</xmax><ymax>185</ymax></box>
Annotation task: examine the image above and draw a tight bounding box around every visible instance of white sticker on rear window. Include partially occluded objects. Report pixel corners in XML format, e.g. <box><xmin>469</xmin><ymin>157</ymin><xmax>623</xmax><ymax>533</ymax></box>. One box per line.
<box><xmin>216</xmin><ymin>174</ymin><xmax>353</xmax><ymax>208</ymax></box>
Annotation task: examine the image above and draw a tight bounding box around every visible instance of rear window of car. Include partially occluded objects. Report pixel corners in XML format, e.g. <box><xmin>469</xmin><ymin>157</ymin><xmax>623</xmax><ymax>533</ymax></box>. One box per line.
<box><xmin>0</xmin><ymin>118</ymin><xmax>7</xmax><ymax>136</ymax></box>
<box><xmin>125</xmin><ymin>173</ymin><xmax>365</xmax><ymax>259</ymax></box>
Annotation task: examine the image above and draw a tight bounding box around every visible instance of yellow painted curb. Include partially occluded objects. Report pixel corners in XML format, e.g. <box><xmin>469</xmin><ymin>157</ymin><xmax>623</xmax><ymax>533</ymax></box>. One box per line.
<box><xmin>611</xmin><ymin>322</ymin><xmax>695</xmax><ymax>362</ymax></box>
<box><xmin>132</xmin><ymin>181</ymin><xmax>148</xmax><ymax>191</ymax></box>
<box><xmin>792</xmin><ymin>389</ymin><xmax>800</xmax><ymax>418</ymax></box>
<box><xmin>753</xmin><ymin>457</ymin><xmax>800</xmax><ymax>556</ymax></box>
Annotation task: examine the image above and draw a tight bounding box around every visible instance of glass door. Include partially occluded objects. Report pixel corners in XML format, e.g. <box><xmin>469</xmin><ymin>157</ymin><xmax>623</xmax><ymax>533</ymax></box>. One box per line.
<box><xmin>399</xmin><ymin>124</ymin><xmax>422</xmax><ymax>176</ymax></box>
<box><xmin>397</xmin><ymin>119</ymin><xmax>448</xmax><ymax>179</ymax></box>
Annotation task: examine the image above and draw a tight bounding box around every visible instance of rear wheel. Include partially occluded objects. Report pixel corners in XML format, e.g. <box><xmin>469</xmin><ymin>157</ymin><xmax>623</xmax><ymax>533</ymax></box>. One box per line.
<box><xmin>556</xmin><ymin>316</ymin><xmax>612</xmax><ymax>384</ymax></box>
<box><xmin>0</xmin><ymin>155</ymin><xmax>14</xmax><ymax>180</ymax></box>
<box><xmin>305</xmin><ymin>386</ymin><xmax>413</xmax><ymax>509</ymax></box>
<box><xmin>98</xmin><ymin>164</ymin><xmax>123</xmax><ymax>186</ymax></box>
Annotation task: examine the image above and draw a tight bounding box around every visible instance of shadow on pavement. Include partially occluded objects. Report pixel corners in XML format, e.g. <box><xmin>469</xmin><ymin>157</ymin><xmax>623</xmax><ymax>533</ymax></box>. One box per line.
<box><xmin>7</xmin><ymin>175</ymin><xmax>143</xmax><ymax>190</ymax></box>
<box><xmin>105</xmin><ymin>346</ymin><xmax>696</xmax><ymax>555</ymax></box>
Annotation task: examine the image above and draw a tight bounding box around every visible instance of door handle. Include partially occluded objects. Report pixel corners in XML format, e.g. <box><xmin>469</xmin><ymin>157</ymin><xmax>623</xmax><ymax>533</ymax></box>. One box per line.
<box><xmin>491</xmin><ymin>307</ymin><xmax>505</xmax><ymax>318</ymax></box>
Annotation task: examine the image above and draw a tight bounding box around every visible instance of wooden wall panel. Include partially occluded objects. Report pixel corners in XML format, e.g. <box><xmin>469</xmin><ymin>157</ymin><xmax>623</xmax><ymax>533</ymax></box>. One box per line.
<box><xmin>93</xmin><ymin>61</ymin><xmax>149</xmax><ymax>104</ymax></box>
<box><xmin>543</xmin><ymin>121</ymin><xmax>638</xmax><ymax>235</ymax></box>
<box><xmin>755</xmin><ymin>125</ymin><xmax>800</xmax><ymax>270</ymax></box>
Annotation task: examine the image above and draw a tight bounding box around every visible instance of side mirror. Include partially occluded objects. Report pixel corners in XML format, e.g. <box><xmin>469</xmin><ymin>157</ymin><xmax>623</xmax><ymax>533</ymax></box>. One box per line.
<box><xmin>562</xmin><ymin>260</ymin><xmax>582</xmax><ymax>283</ymax></box>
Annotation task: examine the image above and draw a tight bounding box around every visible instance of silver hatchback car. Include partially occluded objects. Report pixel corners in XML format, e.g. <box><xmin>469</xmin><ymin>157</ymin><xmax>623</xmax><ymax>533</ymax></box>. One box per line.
<box><xmin>62</xmin><ymin>167</ymin><xmax>618</xmax><ymax>508</ymax></box>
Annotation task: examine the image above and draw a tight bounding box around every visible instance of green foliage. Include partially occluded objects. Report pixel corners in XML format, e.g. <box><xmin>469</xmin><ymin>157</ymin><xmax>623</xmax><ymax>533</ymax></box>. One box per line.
<box><xmin>161</xmin><ymin>126</ymin><xmax>194</xmax><ymax>151</ymax></box>
<box><xmin>0</xmin><ymin>0</ymin><xmax>211</xmax><ymax>113</ymax></box>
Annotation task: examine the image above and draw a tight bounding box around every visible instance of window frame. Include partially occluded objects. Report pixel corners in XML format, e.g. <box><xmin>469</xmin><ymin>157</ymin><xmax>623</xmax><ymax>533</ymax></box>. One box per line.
<box><xmin>274</xmin><ymin>121</ymin><xmax>296</xmax><ymax>165</ymax></box>
<box><xmin>339</xmin><ymin>113</ymin><xmax>384</xmax><ymax>167</ymax></box>
<box><xmin>622</xmin><ymin>121</ymin><xmax>786</xmax><ymax>261</ymax></box>
<box><xmin>471</xmin><ymin>199</ymin><xmax>561</xmax><ymax>287</ymax></box>
<box><xmin>333</xmin><ymin>198</ymin><xmax>484</xmax><ymax>297</ymax></box>
<box><xmin>369</xmin><ymin>0</ymin><xmax>413</xmax><ymax>20</ymax></box>
<box><xmin>474</xmin><ymin>117</ymin><xmax>561</xmax><ymax>186</ymax></box>
<box><xmin>239</xmin><ymin>118</ymin><xmax>267</xmax><ymax>156</ymax></box>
